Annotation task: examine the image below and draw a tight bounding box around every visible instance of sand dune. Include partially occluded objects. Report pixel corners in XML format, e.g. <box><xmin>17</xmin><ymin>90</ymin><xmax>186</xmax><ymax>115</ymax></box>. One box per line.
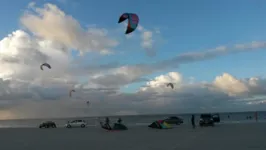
<box><xmin>0</xmin><ymin>123</ymin><xmax>265</xmax><ymax>150</ymax></box>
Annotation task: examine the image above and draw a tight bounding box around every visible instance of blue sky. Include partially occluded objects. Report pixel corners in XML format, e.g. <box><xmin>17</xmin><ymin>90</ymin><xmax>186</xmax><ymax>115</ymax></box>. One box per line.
<box><xmin>1</xmin><ymin>0</ymin><xmax>266</xmax><ymax>118</ymax></box>
<box><xmin>1</xmin><ymin>0</ymin><xmax>266</xmax><ymax>89</ymax></box>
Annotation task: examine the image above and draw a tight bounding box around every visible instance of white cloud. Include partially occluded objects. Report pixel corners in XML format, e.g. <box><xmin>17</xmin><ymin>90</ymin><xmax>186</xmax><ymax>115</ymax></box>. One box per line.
<box><xmin>119</xmin><ymin>20</ymin><xmax>159</xmax><ymax>56</ymax></box>
<box><xmin>140</xmin><ymin>72</ymin><xmax>182</xmax><ymax>93</ymax></box>
<box><xmin>87</xmin><ymin>65</ymin><xmax>153</xmax><ymax>88</ymax></box>
<box><xmin>141</xmin><ymin>31</ymin><xmax>153</xmax><ymax>49</ymax></box>
<box><xmin>139</xmin><ymin>26</ymin><xmax>156</xmax><ymax>57</ymax></box>
<box><xmin>137</xmin><ymin>25</ymin><xmax>144</xmax><ymax>32</ymax></box>
<box><xmin>20</xmin><ymin>3</ymin><xmax>118</xmax><ymax>55</ymax></box>
<box><xmin>90</xmin><ymin>41</ymin><xmax>266</xmax><ymax>89</ymax></box>
<box><xmin>136</xmin><ymin>72</ymin><xmax>266</xmax><ymax>112</ymax></box>
<box><xmin>212</xmin><ymin>73</ymin><xmax>249</xmax><ymax>96</ymax></box>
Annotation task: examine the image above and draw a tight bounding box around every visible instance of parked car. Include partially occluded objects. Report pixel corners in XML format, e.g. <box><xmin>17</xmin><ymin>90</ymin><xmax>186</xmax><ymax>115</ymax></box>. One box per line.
<box><xmin>65</xmin><ymin>120</ymin><xmax>87</xmax><ymax>128</ymax></box>
<box><xmin>164</xmin><ymin>116</ymin><xmax>183</xmax><ymax>125</ymax></box>
<box><xmin>39</xmin><ymin>121</ymin><xmax>57</xmax><ymax>128</ymax></box>
<box><xmin>199</xmin><ymin>114</ymin><xmax>214</xmax><ymax>127</ymax></box>
<box><xmin>212</xmin><ymin>113</ymin><xmax>220</xmax><ymax>123</ymax></box>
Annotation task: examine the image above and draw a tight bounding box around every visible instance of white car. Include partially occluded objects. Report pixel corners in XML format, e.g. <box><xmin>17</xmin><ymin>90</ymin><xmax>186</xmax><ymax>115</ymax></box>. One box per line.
<box><xmin>65</xmin><ymin>120</ymin><xmax>87</xmax><ymax>128</ymax></box>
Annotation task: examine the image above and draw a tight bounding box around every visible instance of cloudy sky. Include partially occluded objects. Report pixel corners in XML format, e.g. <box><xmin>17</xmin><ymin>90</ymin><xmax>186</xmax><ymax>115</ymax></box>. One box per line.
<box><xmin>0</xmin><ymin>0</ymin><xmax>266</xmax><ymax>119</ymax></box>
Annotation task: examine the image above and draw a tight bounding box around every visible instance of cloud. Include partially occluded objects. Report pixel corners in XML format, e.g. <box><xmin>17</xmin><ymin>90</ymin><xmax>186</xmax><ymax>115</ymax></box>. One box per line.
<box><xmin>90</xmin><ymin>41</ymin><xmax>266</xmax><ymax>89</ymax></box>
<box><xmin>0</xmin><ymin>29</ymin><xmax>85</xmax><ymax>90</ymax></box>
<box><xmin>87</xmin><ymin>65</ymin><xmax>152</xmax><ymax>88</ymax></box>
<box><xmin>0</xmin><ymin>30</ymin><xmax>48</xmax><ymax>66</ymax></box>
<box><xmin>141</xmin><ymin>31</ymin><xmax>153</xmax><ymax>49</ymax></box>
<box><xmin>136</xmin><ymin>72</ymin><xmax>266</xmax><ymax>113</ymax></box>
<box><xmin>118</xmin><ymin>21</ymin><xmax>160</xmax><ymax>56</ymax></box>
<box><xmin>140</xmin><ymin>72</ymin><xmax>182</xmax><ymax>93</ymax></box>
<box><xmin>1</xmin><ymin>66</ymin><xmax>266</xmax><ymax>119</ymax></box>
<box><xmin>138</xmin><ymin>25</ymin><xmax>156</xmax><ymax>57</ymax></box>
<box><xmin>20</xmin><ymin>3</ymin><xmax>119</xmax><ymax>55</ymax></box>
<box><xmin>157</xmin><ymin>41</ymin><xmax>266</xmax><ymax>68</ymax></box>
<box><xmin>212</xmin><ymin>73</ymin><xmax>249</xmax><ymax>96</ymax></box>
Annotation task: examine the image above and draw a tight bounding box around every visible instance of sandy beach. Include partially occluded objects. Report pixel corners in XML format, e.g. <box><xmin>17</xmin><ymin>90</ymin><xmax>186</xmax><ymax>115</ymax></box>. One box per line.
<box><xmin>0</xmin><ymin>122</ymin><xmax>265</xmax><ymax>150</ymax></box>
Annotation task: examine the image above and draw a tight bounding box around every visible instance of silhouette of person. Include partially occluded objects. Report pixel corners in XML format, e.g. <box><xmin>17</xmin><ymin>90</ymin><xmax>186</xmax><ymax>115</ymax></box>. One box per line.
<box><xmin>191</xmin><ymin>115</ymin><xmax>195</xmax><ymax>129</ymax></box>
<box><xmin>117</xmin><ymin>118</ymin><xmax>122</xmax><ymax>124</ymax></box>
<box><xmin>105</xmin><ymin>117</ymin><xmax>111</xmax><ymax>129</ymax></box>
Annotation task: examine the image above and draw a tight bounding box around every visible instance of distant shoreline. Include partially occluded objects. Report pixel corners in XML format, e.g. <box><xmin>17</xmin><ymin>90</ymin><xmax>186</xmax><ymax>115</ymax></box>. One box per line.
<box><xmin>1</xmin><ymin>110</ymin><xmax>265</xmax><ymax>121</ymax></box>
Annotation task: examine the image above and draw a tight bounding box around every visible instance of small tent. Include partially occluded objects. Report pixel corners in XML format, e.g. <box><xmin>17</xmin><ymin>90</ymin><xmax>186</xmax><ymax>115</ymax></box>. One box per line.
<box><xmin>148</xmin><ymin>120</ymin><xmax>172</xmax><ymax>129</ymax></box>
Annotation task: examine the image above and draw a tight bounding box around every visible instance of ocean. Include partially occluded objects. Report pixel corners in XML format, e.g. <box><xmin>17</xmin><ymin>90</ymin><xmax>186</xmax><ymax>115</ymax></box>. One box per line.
<box><xmin>0</xmin><ymin>111</ymin><xmax>266</xmax><ymax>128</ymax></box>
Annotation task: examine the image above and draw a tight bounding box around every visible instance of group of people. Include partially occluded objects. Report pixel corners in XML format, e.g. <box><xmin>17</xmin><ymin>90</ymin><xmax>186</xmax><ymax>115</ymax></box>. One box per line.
<box><xmin>103</xmin><ymin>117</ymin><xmax>122</xmax><ymax>129</ymax></box>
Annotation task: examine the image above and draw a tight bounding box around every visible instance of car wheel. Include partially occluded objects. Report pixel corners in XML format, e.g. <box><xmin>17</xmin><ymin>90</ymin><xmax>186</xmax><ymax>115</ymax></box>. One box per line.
<box><xmin>67</xmin><ymin>125</ymin><xmax>71</xmax><ymax>128</ymax></box>
<box><xmin>81</xmin><ymin>124</ymin><xmax>85</xmax><ymax>128</ymax></box>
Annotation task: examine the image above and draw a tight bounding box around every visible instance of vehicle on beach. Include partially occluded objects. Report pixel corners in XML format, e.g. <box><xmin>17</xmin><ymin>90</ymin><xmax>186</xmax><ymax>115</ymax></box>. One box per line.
<box><xmin>65</xmin><ymin>120</ymin><xmax>87</xmax><ymax>128</ymax></box>
<box><xmin>163</xmin><ymin>116</ymin><xmax>183</xmax><ymax>125</ymax></box>
<box><xmin>39</xmin><ymin>121</ymin><xmax>57</xmax><ymax>128</ymax></box>
<box><xmin>212</xmin><ymin>113</ymin><xmax>220</xmax><ymax>123</ymax></box>
<box><xmin>199</xmin><ymin>114</ymin><xmax>214</xmax><ymax>127</ymax></box>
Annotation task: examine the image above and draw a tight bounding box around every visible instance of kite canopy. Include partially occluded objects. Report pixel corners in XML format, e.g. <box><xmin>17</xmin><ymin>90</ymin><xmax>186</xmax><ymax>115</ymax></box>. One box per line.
<box><xmin>40</xmin><ymin>63</ymin><xmax>51</xmax><ymax>70</ymax></box>
<box><xmin>118</xmin><ymin>13</ymin><xmax>139</xmax><ymax>34</ymax></box>
<box><xmin>69</xmin><ymin>90</ymin><xmax>75</xmax><ymax>97</ymax></box>
<box><xmin>166</xmin><ymin>83</ymin><xmax>174</xmax><ymax>89</ymax></box>
<box><xmin>148</xmin><ymin>120</ymin><xmax>172</xmax><ymax>129</ymax></box>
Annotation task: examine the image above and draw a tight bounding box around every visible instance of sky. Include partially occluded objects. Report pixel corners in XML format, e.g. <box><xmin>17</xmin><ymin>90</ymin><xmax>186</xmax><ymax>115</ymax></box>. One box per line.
<box><xmin>0</xmin><ymin>0</ymin><xmax>266</xmax><ymax>119</ymax></box>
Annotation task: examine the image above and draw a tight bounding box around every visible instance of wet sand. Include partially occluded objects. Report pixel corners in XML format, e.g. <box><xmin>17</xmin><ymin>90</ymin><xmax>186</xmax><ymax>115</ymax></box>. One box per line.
<box><xmin>0</xmin><ymin>123</ymin><xmax>265</xmax><ymax>150</ymax></box>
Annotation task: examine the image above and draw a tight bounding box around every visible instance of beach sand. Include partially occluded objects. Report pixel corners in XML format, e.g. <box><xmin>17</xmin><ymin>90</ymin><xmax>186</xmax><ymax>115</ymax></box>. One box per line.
<box><xmin>0</xmin><ymin>123</ymin><xmax>265</xmax><ymax>150</ymax></box>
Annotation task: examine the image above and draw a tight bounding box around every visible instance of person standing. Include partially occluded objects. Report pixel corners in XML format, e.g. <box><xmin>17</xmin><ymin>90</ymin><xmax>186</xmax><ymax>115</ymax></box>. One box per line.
<box><xmin>117</xmin><ymin>117</ymin><xmax>122</xmax><ymax>124</ymax></box>
<box><xmin>105</xmin><ymin>117</ymin><xmax>111</xmax><ymax>129</ymax></box>
<box><xmin>255</xmin><ymin>112</ymin><xmax>258</xmax><ymax>122</ymax></box>
<box><xmin>191</xmin><ymin>115</ymin><xmax>195</xmax><ymax>129</ymax></box>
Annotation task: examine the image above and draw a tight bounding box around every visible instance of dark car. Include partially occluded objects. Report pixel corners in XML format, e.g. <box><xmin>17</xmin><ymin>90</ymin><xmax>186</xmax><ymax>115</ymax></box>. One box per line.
<box><xmin>164</xmin><ymin>116</ymin><xmax>183</xmax><ymax>125</ymax></box>
<box><xmin>212</xmin><ymin>113</ymin><xmax>220</xmax><ymax>123</ymax></box>
<box><xmin>199</xmin><ymin>114</ymin><xmax>214</xmax><ymax>127</ymax></box>
<box><xmin>39</xmin><ymin>121</ymin><xmax>57</xmax><ymax>128</ymax></box>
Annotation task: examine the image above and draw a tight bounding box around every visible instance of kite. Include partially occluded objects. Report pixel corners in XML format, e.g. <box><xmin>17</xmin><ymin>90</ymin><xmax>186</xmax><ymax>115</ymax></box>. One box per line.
<box><xmin>118</xmin><ymin>13</ymin><xmax>139</xmax><ymax>34</ymax></box>
<box><xmin>166</xmin><ymin>83</ymin><xmax>174</xmax><ymax>89</ymax></box>
<box><xmin>69</xmin><ymin>89</ymin><xmax>75</xmax><ymax>97</ymax></box>
<box><xmin>40</xmin><ymin>63</ymin><xmax>51</xmax><ymax>70</ymax></box>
